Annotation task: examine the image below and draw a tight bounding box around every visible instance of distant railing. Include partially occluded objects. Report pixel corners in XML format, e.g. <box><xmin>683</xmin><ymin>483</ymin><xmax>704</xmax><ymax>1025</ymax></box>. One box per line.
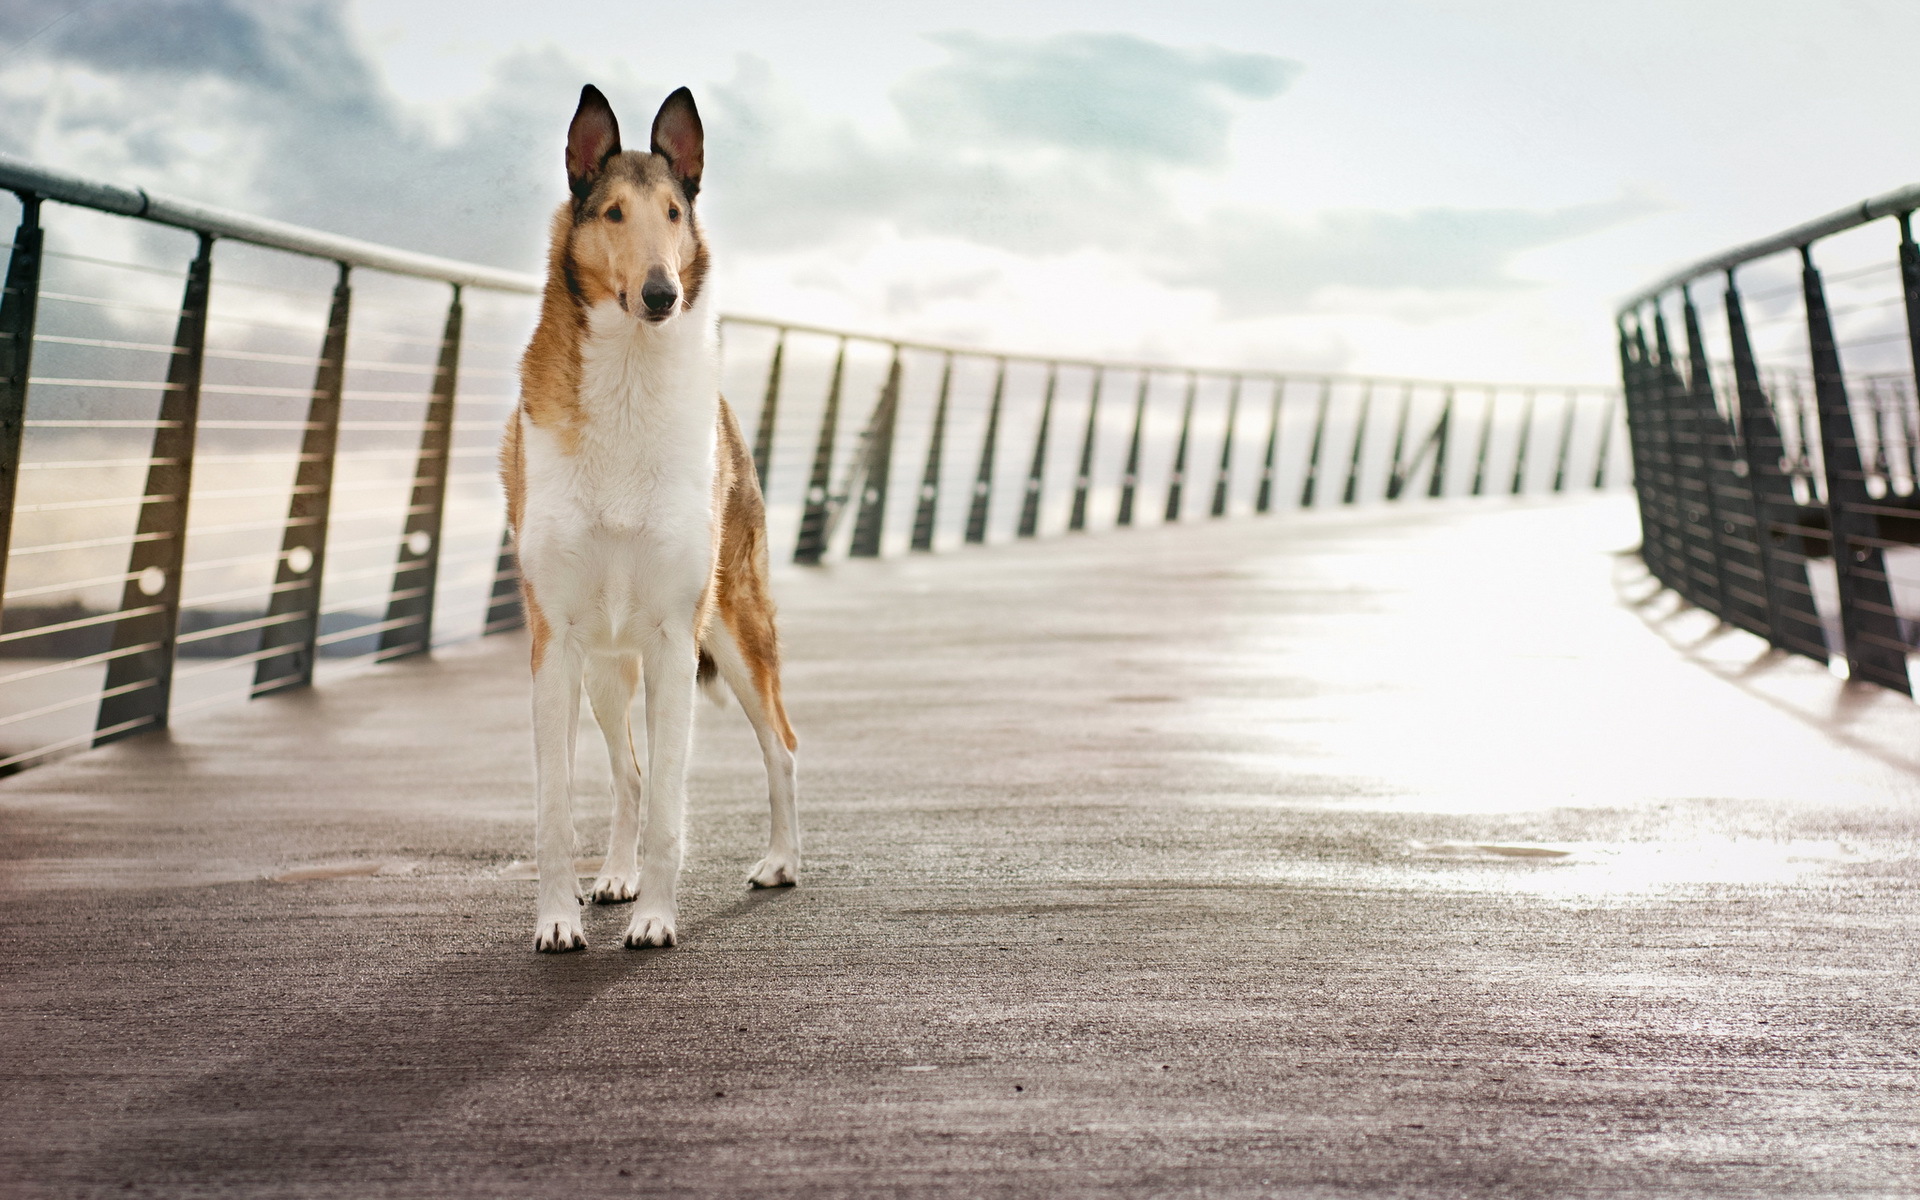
<box><xmin>1616</xmin><ymin>183</ymin><xmax>1920</xmax><ymax>697</ymax></box>
<box><xmin>1</xmin><ymin>152</ymin><xmax>1625</xmax><ymax>774</ymax></box>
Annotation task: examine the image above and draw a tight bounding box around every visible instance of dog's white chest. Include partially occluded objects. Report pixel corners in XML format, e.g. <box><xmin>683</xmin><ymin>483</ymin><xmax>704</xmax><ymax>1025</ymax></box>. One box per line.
<box><xmin>517</xmin><ymin>318</ymin><xmax>719</xmax><ymax>643</ymax></box>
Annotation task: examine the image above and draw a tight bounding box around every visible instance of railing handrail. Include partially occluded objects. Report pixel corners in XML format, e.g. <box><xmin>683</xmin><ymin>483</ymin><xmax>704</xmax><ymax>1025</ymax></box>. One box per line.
<box><xmin>0</xmin><ymin>151</ymin><xmax>542</xmax><ymax>294</ymax></box>
<box><xmin>720</xmin><ymin>314</ymin><xmax>1619</xmax><ymax>394</ymax></box>
<box><xmin>1618</xmin><ymin>181</ymin><xmax>1920</xmax><ymax>313</ymax></box>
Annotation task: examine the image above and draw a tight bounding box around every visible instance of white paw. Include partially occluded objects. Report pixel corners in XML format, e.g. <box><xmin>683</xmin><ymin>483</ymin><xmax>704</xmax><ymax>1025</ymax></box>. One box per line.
<box><xmin>748</xmin><ymin>854</ymin><xmax>799</xmax><ymax>889</ymax></box>
<box><xmin>589</xmin><ymin>871</ymin><xmax>639</xmax><ymax>904</ymax></box>
<box><xmin>533</xmin><ymin>913</ymin><xmax>587</xmax><ymax>953</ymax></box>
<box><xmin>623</xmin><ymin>912</ymin><xmax>677</xmax><ymax>948</ymax></box>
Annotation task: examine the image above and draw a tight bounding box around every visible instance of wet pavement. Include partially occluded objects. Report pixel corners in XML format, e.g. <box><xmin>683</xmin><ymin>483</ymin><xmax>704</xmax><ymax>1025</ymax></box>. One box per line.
<box><xmin>2</xmin><ymin>495</ymin><xmax>1917</xmax><ymax>1198</ymax></box>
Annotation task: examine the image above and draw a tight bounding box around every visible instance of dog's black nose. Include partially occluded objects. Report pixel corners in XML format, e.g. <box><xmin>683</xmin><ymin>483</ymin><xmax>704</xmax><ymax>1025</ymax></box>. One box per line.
<box><xmin>641</xmin><ymin>276</ymin><xmax>679</xmax><ymax>314</ymax></box>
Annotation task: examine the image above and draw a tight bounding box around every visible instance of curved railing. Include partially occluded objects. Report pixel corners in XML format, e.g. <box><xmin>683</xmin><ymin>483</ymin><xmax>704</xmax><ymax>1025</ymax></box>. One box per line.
<box><xmin>0</xmin><ymin>153</ymin><xmax>1624</xmax><ymax>773</ymax></box>
<box><xmin>1615</xmin><ymin>184</ymin><xmax>1920</xmax><ymax>696</ymax></box>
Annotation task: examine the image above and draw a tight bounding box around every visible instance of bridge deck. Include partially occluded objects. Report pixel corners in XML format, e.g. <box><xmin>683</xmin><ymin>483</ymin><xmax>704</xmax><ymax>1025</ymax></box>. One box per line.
<box><xmin>3</xmin><ymin>497</ymin><xmax>1917</xmax><ymax>1198</ymax></box>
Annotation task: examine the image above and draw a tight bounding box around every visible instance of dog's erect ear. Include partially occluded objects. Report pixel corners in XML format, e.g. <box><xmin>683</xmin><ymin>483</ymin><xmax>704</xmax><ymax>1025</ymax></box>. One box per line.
<box><xmin>650</xmin><ymin>86</ymin><xmax>704</xmax><ymax>201</ymax></box>
<box><xmin>566</xmin><ymin>84</ymin><xmax>621</xmax><ymax>199</ymax></box>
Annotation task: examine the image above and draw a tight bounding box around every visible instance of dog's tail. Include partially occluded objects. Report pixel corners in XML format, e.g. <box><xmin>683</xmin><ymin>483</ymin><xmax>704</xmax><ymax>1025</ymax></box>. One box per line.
<box><xmin>695</xmin><ymin>647</ymin><xmax>728</xmax><ymax>709</ymax></box>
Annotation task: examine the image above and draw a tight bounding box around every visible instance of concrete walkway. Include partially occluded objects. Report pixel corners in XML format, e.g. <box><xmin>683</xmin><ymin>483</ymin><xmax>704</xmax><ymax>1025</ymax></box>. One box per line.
<box><xmin>3</xmin><ymin>496</ymin><xmax>1917</xmax><ymax>1198</ymax></box>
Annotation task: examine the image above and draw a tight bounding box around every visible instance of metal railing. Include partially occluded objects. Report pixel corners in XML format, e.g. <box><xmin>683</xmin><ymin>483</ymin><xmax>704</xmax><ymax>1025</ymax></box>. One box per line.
<box><xmin>1</xmin><ymin>151</ymin><xmax>1626</xmax><ymax>774</ymax></box>
<box><xmin>1616</xmin><ymin>183</ymin><xmax>1920</xmax><ymax>696</ymax></box>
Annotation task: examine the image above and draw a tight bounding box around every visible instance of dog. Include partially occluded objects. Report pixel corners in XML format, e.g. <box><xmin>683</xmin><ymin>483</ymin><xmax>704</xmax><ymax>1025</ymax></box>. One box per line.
<box><xmin>499</xmin><ymin>84</ymin><xmax>800</xmax><ymax>953</ymax></box>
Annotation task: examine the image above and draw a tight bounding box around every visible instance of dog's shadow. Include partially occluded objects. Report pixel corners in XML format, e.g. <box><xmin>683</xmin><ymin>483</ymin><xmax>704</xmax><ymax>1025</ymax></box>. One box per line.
<box><xmin>92</xmin><ymin>882</ymin><xmax>799</xmax><ymax>1186</ymax></box>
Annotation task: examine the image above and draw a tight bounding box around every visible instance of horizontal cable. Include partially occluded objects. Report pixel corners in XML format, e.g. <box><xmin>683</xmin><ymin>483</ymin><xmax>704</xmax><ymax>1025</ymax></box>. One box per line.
<box><xmin>26</xmin><ymin>376</ymin><xmax>181</xmax><ymax>392</ymax></box>
<box><xmin>0</xmin><ymin>716</ymin><xmax>157</xmax><ymax>771</ymax></box>
<box><xmin>180</xmin><ymin>576</ymin><xmax>310</xmax><ymax>610</ymax></box>
<box><xmin>0</xmin><ymin>640</ymin><xmax>163</xmax><ymax>687</ymax></box>
<box><xmin>174</xmin><ymin>609</ymin><xmax>305</xmax><ymax>646</ymax></box>
<box><xmin>2</xmin><ymin>569</ymin><xmax>142</xmax><ymax>603</ymax></box>
<box><xmin>21</xmin><ymin>419</ymin><xmax>181</xmax><ymax>429</ymax></box>
<box><xmin>0</xmin><ymin>676</ymin><xmax>157</xmax><ymax>731</ymax></box>
<box><xmin>34</xmin><ymin>333</ymin><xmax>180</xmax><ymax>355</ymax></box>
<box><xmin>39</xmin><ymin>290</ymin><xmax>184</xmax><ymax>318</ymax></box>
<box><xmin>7</xmin><ymin>529</ymin><xmax>171</xmax><ymax>557</ymax></box>
<box><xmin>18</xmin><ymin>456</ymin><xmax>177</xmax><ymax>471</ymax></box>
<box><xmin>42</xmin><ymin>248</ymin><xmax>182</xmax><ymax>278</ymax></box>
<box><xmin>172</xmin><ymin>642</ymin><xmax>313</xmax><ymax>680</ymax></box>
<box><xmin>8</xmin><ymin>492</ymin><xmax>171</xmax><ymax>515</ymax></box>
<box><xmin>0</xmin><ymin>603</ymin><xmax>165</xmax><ymax>645</ymax></box>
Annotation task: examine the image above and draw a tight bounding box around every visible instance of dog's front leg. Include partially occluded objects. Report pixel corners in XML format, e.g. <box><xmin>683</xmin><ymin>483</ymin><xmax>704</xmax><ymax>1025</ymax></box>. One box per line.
<box><xmin>532</xmin><ymin>634</ymin><xmax>587</xmax><ymax>952</ymax></box>
<box><xmin>624</xmin><ymin>627</ymin><xmax>696</xmax><ymax>948</ymax></box>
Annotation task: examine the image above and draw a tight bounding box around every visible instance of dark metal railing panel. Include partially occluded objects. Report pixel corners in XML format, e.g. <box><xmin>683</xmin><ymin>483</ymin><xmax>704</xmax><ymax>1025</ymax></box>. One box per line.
<box><xmin>792</xmin><ymin>338</ymin><xmax>847</xmax><ymax>565</ymax></box>
<box><xmin>1209</xmin><ymin>376</ymin><xmax>1242</xmax><ymax>518</ymax></box>
<box><xmin>93</xmin><ymin>232</ymin><xmax>213</xmax><ymax>745</ymax></box>
<box><xmin>376</xmin><ymin>286</ymin><xmax>464</xmax><ymax>658</ymax></box>
<box><xmin>253</xmin><ymin>265</ymin><xmax>351</xmax><ymax>694</ymax></box>
<box><xmin>909</xmin><ymin>353</ymin><xmax>953</xmax><ymax>551</ymax></box>
<box><xmin>963</xmin><ymin>358</ymin><xmax>1008</xmax><ymax>545</ymax></box>
<box><xmin>1068</xmin><ymin>367</ymin><xmax>1103</xmax><ymax>532</ymax></box>
<box><xmin>1618</xmin><ymin>181</ymin><xmax>1920</xmax><ymax>695</ymax></box>
<box><xmin>1115</xmin><ymin>370</ymin><xmax>1150</xmax><ymax>527</ymax></box>
<box><xmin>1801</xmin><ymin>247</ymin><xmax>1910</xmax><ymax>694</ymax></box>
<box><xmin>0</xmin><ymin>197</ymin><xmax>42</xmax><ymax>604</ymax></box>
<box><xmin>1017</xmin><ymin>364</ymin><xmax>1058</xmax><ymax>538</ymax></box>
<box><xmin>848</xmin><ymin>351</ymin><xmax>902</xmax><ymax>558</ymax></box>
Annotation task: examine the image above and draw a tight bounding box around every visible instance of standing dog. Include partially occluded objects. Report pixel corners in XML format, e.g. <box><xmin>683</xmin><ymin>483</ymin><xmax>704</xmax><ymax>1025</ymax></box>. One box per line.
<box><xmin>500</xmin><ymin>84</ymin><xmax>800</xmax><ymax>953</ymax></box>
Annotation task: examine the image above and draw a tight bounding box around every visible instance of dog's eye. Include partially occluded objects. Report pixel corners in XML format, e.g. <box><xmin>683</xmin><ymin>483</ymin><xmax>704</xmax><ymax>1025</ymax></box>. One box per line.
<box><xmin>667</xmin><ymin>206</ymin><xmax>680</xmax><ymax>222</ymax></box>
<box><xmin>605</xmin><ymin>205</ymin><xmax>623</xmax><ymax>223</ymax></box>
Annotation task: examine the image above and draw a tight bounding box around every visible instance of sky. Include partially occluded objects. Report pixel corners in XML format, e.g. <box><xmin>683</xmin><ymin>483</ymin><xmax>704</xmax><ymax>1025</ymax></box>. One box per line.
<box><xmin>1</xmin><ymin>0</ymin><xmax>1916</xmax><ymax>385</ymax></box>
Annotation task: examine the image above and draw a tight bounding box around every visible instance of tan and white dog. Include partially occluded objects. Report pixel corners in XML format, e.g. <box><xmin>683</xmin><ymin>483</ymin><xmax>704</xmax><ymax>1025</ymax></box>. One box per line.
<box><xmin>500</xmin><ymin>84</ymin><xmax>799</xmax><ymax>953</ymax></box>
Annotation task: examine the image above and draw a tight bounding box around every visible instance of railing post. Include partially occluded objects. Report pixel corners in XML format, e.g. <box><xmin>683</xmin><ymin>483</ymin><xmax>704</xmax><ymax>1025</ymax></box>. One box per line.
<box><xmin>1899</xmin><ymin>213</ymin><xmax>1920</xmax><ymax>451</ymax></box>
<box><xmin>848</xmin><ymin>349</ymin><xmax>902</xmax><ymax>557</ymax></box>
<box><xmin>1017</xmin><ymin>363</ymin><xmax>1058</xmax><ymax>538</ymax></box>
<box><xmin>1068</xmin><ymin>367</ymin><xmax>1103</xmax><ymax>532</ymax></box>
<box><xmin>1590</xmin><ymin>396</ymin><xmax>1616</xmax><ymax>490</ymax></box>
<box><xmin>0</xmin><ymin>192</ymin><xmax>43</xmax><ymax>613</ymax></box>
<box><xmin>1424</xmin><ymin>390</ymin><xmax>1454</xmax><ymax>499</ymax></box>
<box><xmin>910</xmin><ymin>352</ymin><xmax>953</xmax><ymax>552</ymax></box>
<box><xmin>1801</xmin><ymin>243</ymin><xmax>1910</xmax><ymax>693</ymax></box>
<box><xmin>1340</xmin><ymin>381</ymin><xmax>1375</xmax><ymax>505</ymax></box>
<box><xmin>1383</xmin><ymin>383</ymin><xmax>1414</xmax><ymax>500</ymax></box>
<box><xmin>95</xmin><ymin>232</ymin><xmax>213</xmax><ymax>745</ymax></box>
<box><xmin>1163</xmin><ymin>372</ymin><xmax>1198</xmax><ymax>522</ymax></box>
<box><xmin>793</xmin><ymin>337</ymin><xmax>846</xmax><ymax>565</ymax></box>
<box><xmin>1508</xmin><ymin>389</ymin><xmax>1536</xmax><ymax>495</ymax></box>
<box><xmin>1628</xmin><ymin>319</ymin><xmax>1679</xmax><ymax>592</ymax></box>
<box><xmin>1683</xmin><ymin>287</ymin><xmax>1765</xmax><ymax>633</ymax></box>
<box><xmin>1298</xmin><ymin>379</ymin><xmax>1333</xmax><ymax>507</ymax></box>
<box><xmin>751</xmin><ymin>331</ymin><xmax>784</xmax><ymax>490</ymax></box>
<box><xmin>1550</xmin><ymin>391</ymin><xmax>1578</xmax><ymax>493</ymax></box>
<box><xmin>1255</xmin><ymin>379</ymin><xmax>1284</xmax><ymax>514</ymax></box>
<box><xmin>1655</xmin><ymin>306</ymin><xmax>1726</xmax><ymax>612</ymax></box>
<box><xmin>963</xmin><ymin>358</ymin><xmax>1007</xmax><ymax>544</ymax></box>
<box><xmin>1116</xmin><ymin>370</ymin><xmax>1150</xmax><ymax>526</ymax></box>
<box><xmin>484</xmin><ymin>528</ymin><xmax>524</xmax><ymax>634</ymax></box>
<box><xmin>254</xmin><ymin>263</ymin><xmax>352</xmax><ymax>692</ymax></box>
<box><xmin>376</xmin><ymin>283</ymin><xmax>462</xmax><ymax>658</ymax></box>
<box><xmin>1468</xmin><ymin>389</ymin><xmax>1497</xmax><ymax>496</ymax></box>
<box><xmin>1210</xmin><ymin>375</ymin><xmax>1241</xmax><ymax>517</ymax></box>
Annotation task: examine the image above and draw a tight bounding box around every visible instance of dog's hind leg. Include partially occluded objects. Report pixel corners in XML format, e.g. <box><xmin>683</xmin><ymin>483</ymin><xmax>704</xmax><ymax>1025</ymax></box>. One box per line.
<box><xmin>531</xmin><ymin>619</ymin><xmax>587</xmax><ymax>952</ymax></box>
<box><xmin>706</xmin><ymin>618</ymin><xmax>801</xmax><ymax>888</ymax></box>
<box><xmin>624</xmin><ymin>625</ymin><xmax>699</xmax><ymax>948</ymax></box>
<box><xmin>586</xmin><ymin>653</ymin><xmax>644</xmax><ymax>904</ymax></box>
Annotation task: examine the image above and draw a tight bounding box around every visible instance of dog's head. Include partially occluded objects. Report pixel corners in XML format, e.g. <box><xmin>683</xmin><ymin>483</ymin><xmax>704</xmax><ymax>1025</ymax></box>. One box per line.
<box><xmin>562</xmin><ymin>84</ymin><xmax>706</xmax><ymax>324</ymax></box>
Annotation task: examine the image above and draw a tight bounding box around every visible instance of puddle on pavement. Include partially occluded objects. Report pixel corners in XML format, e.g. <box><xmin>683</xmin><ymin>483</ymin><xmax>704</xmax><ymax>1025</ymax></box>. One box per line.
<box><xmin>271</xmin><ymin>859</ymin><xmax>420</xmax><ymax>883</ymax></box>
<box><xmin>1267</xmin><ymin>836</ymin><xmax>1885</xmax><ymax>898</ymax></box>
<box><xmin>497</xmin><ymin>857</ymin><xmax>605</xmax><ymax>880</ymax></box>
